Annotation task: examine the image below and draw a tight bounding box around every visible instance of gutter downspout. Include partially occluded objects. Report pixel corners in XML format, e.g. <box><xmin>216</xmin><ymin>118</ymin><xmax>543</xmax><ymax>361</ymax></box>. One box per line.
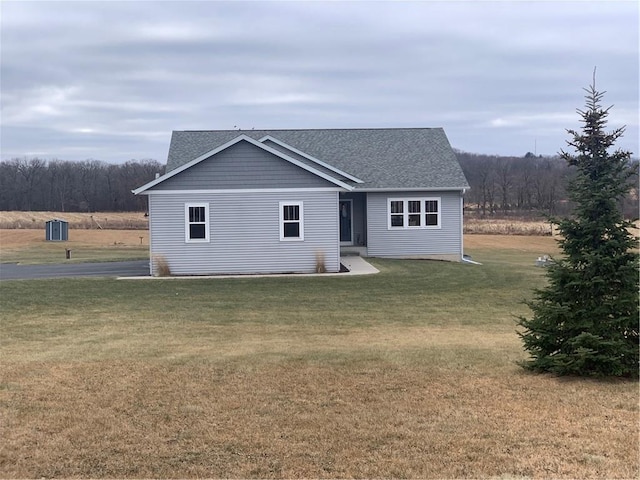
<box><xmin>460</xmin><ymin>188</ymin><xmax>467</xmax><ymax>261</ymax></box>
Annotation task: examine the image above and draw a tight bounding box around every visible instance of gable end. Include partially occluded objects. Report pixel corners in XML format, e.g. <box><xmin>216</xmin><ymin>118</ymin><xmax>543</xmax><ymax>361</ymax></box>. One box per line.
<box><xmin>134</xmin><ymin>135</ymin><xmax>353</xmax><ymax>194</ymax></box>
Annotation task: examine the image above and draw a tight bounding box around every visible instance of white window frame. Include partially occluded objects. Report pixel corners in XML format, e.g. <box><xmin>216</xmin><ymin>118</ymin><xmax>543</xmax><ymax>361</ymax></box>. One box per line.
<box><xmin>387</xmin><ymin>197</ymin><xmax>441</xmax><ymax>230</ymax></box>
<box><xmin>185</xmin><ymin>203</ymin><xmax>210</xmax><ymax>243</ymax></box>
<box><xmin>279</xmin><ymin>201</ymin><xmax>304</xmax><ymax>241</ymax></box>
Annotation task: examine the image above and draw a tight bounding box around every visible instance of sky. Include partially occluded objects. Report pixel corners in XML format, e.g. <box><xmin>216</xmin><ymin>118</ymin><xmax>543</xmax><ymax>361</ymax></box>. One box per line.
<box><xmin>1</xmin><ymin>0</ymin><xmax>638</xmax><ymax>163</ymax></box>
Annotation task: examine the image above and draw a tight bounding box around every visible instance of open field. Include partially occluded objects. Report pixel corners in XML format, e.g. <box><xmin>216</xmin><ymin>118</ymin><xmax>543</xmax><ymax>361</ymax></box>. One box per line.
<box><xmin>1</xmin><ymin>235</ymin><xmax>637</xmax><ymax>479</ymax></box>
<box><xmin>464</xmin><ymin>217</ymin><xmax>556</xmax><ymax>236</ymax></box>
<box><xmin>0</xmin><ymin>228</ymin><xmax>555</xmax><ymax>266</ymax></box>
<box><xmin>1</xmin><ymin>210</ymin><xmax>560</xmax><ymax>235</ymax></box>
<box><xmin>2</xmin><ymin>211</ymin><xmax>638</xmax><ymax>236</ymax></box>
<box><xmin>0</xmin><ymin>211</ymin><xmax>148</xmax><ymax>230</ymax></box>
<box><xmin>0</xmin><ymin>229</ymin><xmax>149</xmax><ymax>264</ymax></box>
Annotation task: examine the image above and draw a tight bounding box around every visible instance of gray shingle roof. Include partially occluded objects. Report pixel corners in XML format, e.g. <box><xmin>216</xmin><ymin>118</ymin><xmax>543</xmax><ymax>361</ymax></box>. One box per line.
<box><xmin>166</xmin><ymin>128</ymin><xmax>469</xmax><ymax>190</ymax></box>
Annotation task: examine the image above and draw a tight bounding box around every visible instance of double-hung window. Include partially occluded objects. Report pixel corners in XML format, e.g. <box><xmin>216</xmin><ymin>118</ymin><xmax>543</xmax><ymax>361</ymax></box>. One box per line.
<box><xmin>185</xmin><ymin>203</ymin><xmax>209</xmax><ymax>242</ymax></box>
<box><xmin>388</xmin><ymin>198</ymin><xmax>440</xmax><ymax>229</ymax></box>
<box><xmin>425</xmin><ymin>199</ymin><xmax>439</xmax><ymax>226</ymax></box>
<box><xmin>390</xmin><ymin>200</ymin><xmax>404</xmax><ymax>227</ymax></box>
<box><xmin>279</xmin><ymin>201</ymin><xmax>304</xmax><ymax>241</ymax></box>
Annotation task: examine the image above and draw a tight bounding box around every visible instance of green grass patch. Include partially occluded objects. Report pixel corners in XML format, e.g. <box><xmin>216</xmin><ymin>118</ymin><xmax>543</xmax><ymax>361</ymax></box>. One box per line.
<box><xmin>1</xmin><ymin>242</ymin><xmax>637</xmax><ymax>479</ymax></box>
<box><xmin>1</xmin><ymin>254</ymin><xmax>544</xmax><ymax>364</ymax></box>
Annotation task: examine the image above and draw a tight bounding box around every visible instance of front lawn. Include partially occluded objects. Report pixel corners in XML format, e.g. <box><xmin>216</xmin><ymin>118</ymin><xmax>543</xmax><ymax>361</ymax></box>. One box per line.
<box><xmin>0</xmin><ymin>237</ymin><xmax>637</xmax><ymax>478</ymax></box>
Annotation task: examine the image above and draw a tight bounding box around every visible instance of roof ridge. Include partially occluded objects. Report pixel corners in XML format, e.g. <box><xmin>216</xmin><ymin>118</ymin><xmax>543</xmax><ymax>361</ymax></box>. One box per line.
<box><xmin>174</xmin><ymin>127</ymin><xmax>444</xmax><ymax>133</ymax></box>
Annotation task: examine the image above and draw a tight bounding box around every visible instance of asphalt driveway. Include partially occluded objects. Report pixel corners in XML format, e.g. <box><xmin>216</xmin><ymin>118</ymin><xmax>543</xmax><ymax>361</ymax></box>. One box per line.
<box><xmin>0</xmin><ymin>260</ymin><xmax>150</xmax><ymax>280</ymax></box>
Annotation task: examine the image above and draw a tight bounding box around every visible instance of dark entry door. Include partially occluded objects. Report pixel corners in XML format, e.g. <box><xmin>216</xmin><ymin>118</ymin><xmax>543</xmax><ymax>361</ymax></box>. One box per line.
<box><xmin>339</xmin><ymin>200</ymin><xmax>352</xmax><ymax>244</ymax></box>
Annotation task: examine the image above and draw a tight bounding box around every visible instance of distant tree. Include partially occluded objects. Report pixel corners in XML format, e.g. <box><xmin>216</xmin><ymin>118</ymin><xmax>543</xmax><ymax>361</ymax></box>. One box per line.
<box><xmin>0</xmin><ymin>159</ymin><xmax>20</xmax><ymax>210</ymax></box>
<box><xmin>515</xmin><ymin>159</ymin><xmax>534</xmax><ymax>211</ymax></box>
<box><xmin>16</xmin><ymin>158</ymin><xmax>46</xmax><ymax>210</ymax></box>
<box><xmin>457</xmin><ymin>151</ymin><xmax>571</xmax><ymax>218</ymax></box>
<box><xmin>518</xmin><ymin>79</ymin><xmax>639</xmax><ymax>377</ymax></box>
<box><xmin>48</xmin><ymin>160</ymin><xmax>77</xmax><ymax>211</ymax></box>
<box><xmin>495</xmin><ymin>157</ymin><xmax>513</xmax><ymax>212</ymax></box>
<box><xmin>0</xmin><ymin>157</ymin><xmax>163</xmax><ymax>212</ymax></box>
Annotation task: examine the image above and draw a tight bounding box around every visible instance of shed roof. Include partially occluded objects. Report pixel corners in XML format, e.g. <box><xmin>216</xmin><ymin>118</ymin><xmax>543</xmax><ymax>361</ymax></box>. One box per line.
<box><xmin>165</xmin><ymin>128</ymin><xmax>469</xmax><ymax>191</ymax></box>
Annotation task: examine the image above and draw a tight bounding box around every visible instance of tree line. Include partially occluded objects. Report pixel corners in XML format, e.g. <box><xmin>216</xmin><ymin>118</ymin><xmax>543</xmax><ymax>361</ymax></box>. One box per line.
<box><xmin>0</xmin><ymin>158</ymin><xmax>164</xmax><ymax>212</ymax></box>
<box><xmin>0</xmin><ymin>154</ymin><xmax>636</xmax><ymax>218</ymax></box>
<box><xmin>457</xmin><ymin>151</ymin><xmax>638</xmax><ymax>219</ymax></box>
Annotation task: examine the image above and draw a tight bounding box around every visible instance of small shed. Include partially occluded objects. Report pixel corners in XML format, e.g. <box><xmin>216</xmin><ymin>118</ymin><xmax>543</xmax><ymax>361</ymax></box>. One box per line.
<box><xmin>45</xmin><ymin>219</ymin><xmax>69</xmax><ymax>241</ymax></box>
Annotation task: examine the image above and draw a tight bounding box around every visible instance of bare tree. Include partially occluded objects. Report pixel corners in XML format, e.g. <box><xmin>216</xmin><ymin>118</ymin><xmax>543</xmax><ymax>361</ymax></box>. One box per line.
<box><xmin>0</xmin><ymin>158</ymin><xmax>164</xmax><ymax>212</ymax></box>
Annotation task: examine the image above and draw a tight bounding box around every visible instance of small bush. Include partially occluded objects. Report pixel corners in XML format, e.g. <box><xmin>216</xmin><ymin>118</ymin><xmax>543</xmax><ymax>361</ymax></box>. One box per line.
<box><xmin>315</xmin><ymin>251</ymin><xmax>326</xmax><ymax>273</ymax></box>
<box><xmin>153</xmin><ymin>255</ymin><xmax>172</xmax><ymax>277</ymax></box>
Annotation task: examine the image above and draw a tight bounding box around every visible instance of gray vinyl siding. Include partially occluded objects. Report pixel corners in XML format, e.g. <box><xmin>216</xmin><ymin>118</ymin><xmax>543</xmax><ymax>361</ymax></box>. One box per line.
<box><xmin>366</xmin><ymin>191</ymin><xmax>462</xmax><ymax>258</ymax></box>
<box><xmin>261</xmin><ymin>139</ymin><xmax>353</xmax><ymax>184</ymax></box>
<box><xmin>148</xmin><ymin>190</ymin><xmax>339</xmax><ymax>275</ymax></box>
<box><xmin>153</xmin><ymin>141</ymin><xmax>335</xmax><ymax>190</ymax></box>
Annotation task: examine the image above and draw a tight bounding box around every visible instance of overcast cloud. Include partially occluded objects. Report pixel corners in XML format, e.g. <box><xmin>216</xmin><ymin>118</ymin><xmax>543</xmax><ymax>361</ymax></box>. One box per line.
<box><xmin>1</xmin><ymin>0</ymin><xmax>638</xmax><ymax>163</ymax></box>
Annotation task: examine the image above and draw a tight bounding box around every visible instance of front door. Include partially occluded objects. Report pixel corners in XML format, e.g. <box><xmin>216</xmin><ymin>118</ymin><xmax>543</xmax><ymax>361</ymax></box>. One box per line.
<box><xmin>339</xmin><ymin>200</ymin><xmax>353</xmax><ymax>244</ymax></box>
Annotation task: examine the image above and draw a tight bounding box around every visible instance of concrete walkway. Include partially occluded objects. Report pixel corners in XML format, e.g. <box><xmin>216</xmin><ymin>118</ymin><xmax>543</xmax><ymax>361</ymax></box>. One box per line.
<box><xmin>339</xmin><ymin>256</ymin><xmax>380</xmax><ymax>275</ymax></box>
<box><xmin>118</xmin><ymin>256</ymin><xmax>379</xmax><ymax>280</ymax></box>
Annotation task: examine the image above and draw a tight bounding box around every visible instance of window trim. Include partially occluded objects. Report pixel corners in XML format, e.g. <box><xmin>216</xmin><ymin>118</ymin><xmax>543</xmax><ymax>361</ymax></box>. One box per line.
<box><xmin>185</xmin><ymin>203</ymin><xmax>210</xmax><ymax>243</ymax></box>
<box><xmin>387</xmin><ymin>197</ymin><xmax>441</xmax><ymax>230</ymax></box>
<box><xmin>279</xmin><ymin>201</ymin><xmax>304</xmax><ymax>241</ymax></box>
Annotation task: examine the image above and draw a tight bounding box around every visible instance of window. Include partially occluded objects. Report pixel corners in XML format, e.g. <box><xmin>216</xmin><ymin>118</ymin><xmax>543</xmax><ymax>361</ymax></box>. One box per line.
<box><xmin>280</xmin><ymin>201</ymin><xmax>304</xmax><ymax>241</ymax></box>
<box><xmin>185</xmin><ymin>203</ymin><xmax>209</xmax><ymax>242</ymax></box>
<box><xmin>408</xmin><ymin>200</ymin><xmax>422</xmax><ymax>226</ymax></box>
<box><xmin>388</xmin><ymin>198</ymin><xmax>440</xmax><ymax>229</ymax></box>
<box><xmin>425</xmin><ymin>199</ymin><xmax>439</xmax><ymax>226</ymax></box>
<box><xmin>390</xmin><ymin>200</ymin><xmax>404</xmax><ymax>227</ymax></box>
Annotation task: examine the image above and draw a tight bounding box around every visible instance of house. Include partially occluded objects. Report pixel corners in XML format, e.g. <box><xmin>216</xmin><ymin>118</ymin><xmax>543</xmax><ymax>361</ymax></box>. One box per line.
<box><xmin>133</xmin><ymin>128</ymin><xmax>470</xmax><ymax>276</ymax></box>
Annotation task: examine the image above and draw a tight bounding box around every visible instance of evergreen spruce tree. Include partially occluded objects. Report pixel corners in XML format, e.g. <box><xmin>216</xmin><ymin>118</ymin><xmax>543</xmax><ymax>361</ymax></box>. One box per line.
<box><xmin>518</xmin><ymin>78</ymin><xmax>639</xmax><ymax>378</ymax></box>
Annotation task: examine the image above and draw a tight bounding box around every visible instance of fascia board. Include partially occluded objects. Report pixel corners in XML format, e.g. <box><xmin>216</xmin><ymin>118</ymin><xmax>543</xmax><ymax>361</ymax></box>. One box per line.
<box><xmin>136</xmin><ymin>187</ymin><xmax>346</xmax><ymax>195</ymax></box>
<box><xmin>357</xmin><ymin>187</ymin><xmax>469</xmax><ymax>192</ymax></box>
<box><xmin>258</xmin><ymin>135</ymin><xmax>364</xmax><ymax>184</ymax></box>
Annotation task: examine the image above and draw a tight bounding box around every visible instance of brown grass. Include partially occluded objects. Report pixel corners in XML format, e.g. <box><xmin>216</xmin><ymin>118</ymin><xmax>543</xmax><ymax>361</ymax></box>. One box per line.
<box><xmin>0</xmin><ymin>211</ymin><xmax>148</xmax><ymax>230</ymax></box>
<box><xmin>315</xmin><ymin>250</ymin><xmax>326</xmax><ymax>273</ymax></box>
<box><xmin>464</xmin><ymin>217</ymin><xmax>640</xmax><ymax>238</ymax></box>
<box><xmin>152</xmin><ymin>255</ymin><xmax>172</xmax><ymax>277</ymax></box>
<box><xmin>0</xmin><ymin>229</ymin><xmax>148</xmax><ymax>264</ymax></box>
<box><xmin>0</xmin><ymin>229</ymin><xmax>147</xmax><ymax>249</ymax></box>
<box><xmin>464</xmin><ymin>218</ymin><xmax>556</xmax><ymax>236</ymax></box>
<box><xmin>0</xmin><ymin>221</ymin><xmax>638</xmax><ymax>478</ymax></box>
<box><xmin>1</xmin><ymin>359</ymin><xmax>636</xmax><ymax>479</ymax></box>
<box><xmin>1</xmin><ymin>285</ymin><xmax>637</xmax><ymax>477</ymax></box>
<box><xmin>464</xmin><ymin>234</ymin><xmax>559</xmax><ymax>252</ymax></box>
<box><xmin>2</xmin><ymin>211</ymin><xmax>636</xmax><ymax>238</ymax></box>
<box><xmin>0</xmin><ymin>228</ymin><xmax>554</xmax><ymax>264</ymax></box>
